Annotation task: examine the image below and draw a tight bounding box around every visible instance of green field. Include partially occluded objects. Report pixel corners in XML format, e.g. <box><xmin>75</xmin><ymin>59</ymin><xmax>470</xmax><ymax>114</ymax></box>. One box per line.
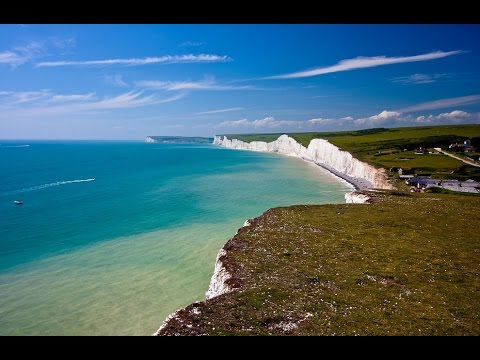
<box><xmin>158</xmin><ymin>192</ymin><xmax>480</xmax><ymax>336</ymax></box>
<box><xmin>222</xmin><ymin>124</ymin><xmax>480</xmax><ymax>180</ymax></box>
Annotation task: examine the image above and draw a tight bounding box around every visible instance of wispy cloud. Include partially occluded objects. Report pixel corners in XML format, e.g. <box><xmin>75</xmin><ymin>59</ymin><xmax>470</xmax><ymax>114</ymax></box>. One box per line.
<box><xmin>0</xmin><ymin>89</ymin><xmax>95</xmax><ymax>106</ymax></box>
<box><xmin>0</xmin><ymin>38</ymin><xmax>77</xmax><ymax>69</ymax></box>
<box><xmin>105</xmin><ymin>74</ymin><xmax>129</xmax><ymax>87</ymax></box>
<box><xmin>135</xmin><ymin>78</ymin><xmax>252</xmax><ymax>91</ymax></box>
<box><xmin>0</xmin><ymin>90</ymin><xmax>185</xmax><ymax>119</ymax></box>
<box><xmin>0</xmin><ymin>89</ymin><xmax>52</xmax><ymax>103</ymax></box>
<box><xmin>0</xmin><ymin>51</ymin><xmax>26</xmax><ymax>67</ymax></box>
<box><xmin>397</xmin><ymin>94</ymin><xmax>480</xmax><ymax>113</ymax></box>
<box><xmin>216</xmin><ymin>116</ymin><xmax>304</xmax><ymax>130</ymax></box>
<box><xmin>196</xmin><ymin>107</ymin><xmax>243</xmax><ymax>115</ymax></box>
<box><xmin>267</xmin><ymin>50</ymin><xmax>464</xmax><ymax>79</ymax></box>
<box><xmin>50</xmin><ymin>93</ymin><xmax>96</xmax><ymax>102</ymax></box>
<box><xmin>392</xmin><ymin>73</ymin><xmax>450</xmax><ymax>85</ymax></box>
<box><xmin>36</xmin><ymin>54</ymin><xmax>231</xmax><ymax>67</ymax></box>
<box><xmin>50</xmin><ymin>37</ymin><xmax>76</xmax><ymax>56</ymax></box>
<box><xmin>180</xmin><ymin>41</ymin><xmax>204</xmax><ymax>47</ymax></box>
<box><xmin>0</xmin><ymin>42</ymin><xmax>47</xmax><ymax>68</ymax></box>
<box><xmin>51</xmin><ymin>37</ymin><xmax>76</xmax><ymax>49</ymax></box>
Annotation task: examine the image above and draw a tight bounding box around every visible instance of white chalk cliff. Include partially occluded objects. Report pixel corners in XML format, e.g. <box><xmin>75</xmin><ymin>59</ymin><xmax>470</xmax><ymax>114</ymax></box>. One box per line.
<box><xmin>214</xmin><ymin>134</ymin><xmax>393</xmax><ymax>190</ymax></box>
<box><xmin>205</xmin><ymin>248</ymin><xmax>232</xmax><ymax>300</ymax></box>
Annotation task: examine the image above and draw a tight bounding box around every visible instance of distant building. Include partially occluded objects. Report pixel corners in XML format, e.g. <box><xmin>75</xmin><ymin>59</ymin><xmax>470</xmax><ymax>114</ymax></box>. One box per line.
<box><xmin>398</xmin><ymin>168</ymin><xmax>414</xmax><ymax>179</ymax></box>
<box><xmin>449</xmin><ymin>139</ymin><xmax>476</xmax><ymax>153</ymax></box>
<box><xmin>398</xmin><ymin>168</ymin><xmax>413</xmax><ymax>176</ymax></box>
<box><xmin>414</xmin><ymin>147</ymin><xmax>428</xmax><ymax>155</ymax></box>
<box><xmin>406</xmin><ymin>177</ymin><xmax>440</xmax><ymax>188</ymax></box>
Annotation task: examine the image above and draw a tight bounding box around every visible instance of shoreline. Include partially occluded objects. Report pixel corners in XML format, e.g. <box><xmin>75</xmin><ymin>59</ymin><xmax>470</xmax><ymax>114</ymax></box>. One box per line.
<box><xmin>214</xmin><ymin>140</ymin><xmax>373</xmax><ymax>192</ymax></box>
<box><xmin>154</xmin><ymin>138</ymin><xmax>374</xmax><ymax>335</ymax></box>
<box><xmin>312</xmin><ymin>162</ymin><xmax>367</xmax><ymax>191</ymax></box>
<box><xmin>213</xmin><ymin>134</ymin><xmax>393</xmax><ymax>190</ymax></box>
<box><xmin>215</xmin><ymin>144</ymin><xmax>360</xmax><ymax>191</ymax></box>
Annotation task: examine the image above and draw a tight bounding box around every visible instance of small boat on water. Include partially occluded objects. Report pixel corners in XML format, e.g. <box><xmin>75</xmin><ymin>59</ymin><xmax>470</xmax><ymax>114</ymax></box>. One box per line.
<box><xmin>14</xmin><ymin>200</ymin><xmax>23</xmax><ymax>205</ymax></box>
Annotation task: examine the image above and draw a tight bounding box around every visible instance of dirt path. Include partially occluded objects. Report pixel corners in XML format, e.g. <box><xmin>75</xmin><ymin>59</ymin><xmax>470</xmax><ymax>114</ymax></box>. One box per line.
<box><xmin>434</xmin><ymin>148</ymin><xmax>480</xmax><ymax>168</ymax></box>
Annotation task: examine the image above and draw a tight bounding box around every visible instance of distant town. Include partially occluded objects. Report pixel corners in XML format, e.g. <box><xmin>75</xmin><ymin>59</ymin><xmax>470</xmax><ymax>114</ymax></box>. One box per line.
<box><xmin>391</xmin><ymin>139</ymin><xmax>480</xmax><ymax>193</ymax></box>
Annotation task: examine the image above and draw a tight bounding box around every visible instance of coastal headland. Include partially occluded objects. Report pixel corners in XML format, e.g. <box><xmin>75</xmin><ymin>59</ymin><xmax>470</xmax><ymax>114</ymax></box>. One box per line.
<box><xmin>155</xmin><ymin>125</ymin><xmax>480</xmax><ymax>336</ymax></box>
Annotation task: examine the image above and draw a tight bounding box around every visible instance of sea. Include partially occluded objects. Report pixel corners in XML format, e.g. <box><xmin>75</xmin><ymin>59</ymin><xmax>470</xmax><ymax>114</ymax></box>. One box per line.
<box><xmin>0</xmin><ymin>140</ymin><xmax>352</xmax><ymax>335</ymax></box>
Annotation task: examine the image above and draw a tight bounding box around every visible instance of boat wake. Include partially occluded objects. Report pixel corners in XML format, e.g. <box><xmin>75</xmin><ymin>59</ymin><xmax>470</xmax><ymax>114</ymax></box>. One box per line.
<box><xmin>2</xmin><ymin>178</ymin><xmax>95</xmax><ymax>196</ymax></box>
<box><xmin>0</xmin><ymin>145</ymin><xmax>30</xmax><ymax>148</ymax></box>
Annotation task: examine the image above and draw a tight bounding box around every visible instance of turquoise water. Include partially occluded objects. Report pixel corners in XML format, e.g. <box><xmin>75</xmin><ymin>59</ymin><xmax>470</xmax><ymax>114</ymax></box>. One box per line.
<box><xmin>0</xmin><ymin>141</ymin><xmax>351</xmax><ymax>335</ymax></box>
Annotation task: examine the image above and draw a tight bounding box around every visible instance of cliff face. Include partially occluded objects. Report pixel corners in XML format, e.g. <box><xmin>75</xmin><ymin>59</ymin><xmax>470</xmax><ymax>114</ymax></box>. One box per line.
<box><xmin>214</xmin><ymin>135</ymin><xmax>393</xmax><ymax>190</ymax></box>
<box><xmin>205</xmin><ymin>249</ymin><xmax>232</xmax><ymax>300</ymax></box>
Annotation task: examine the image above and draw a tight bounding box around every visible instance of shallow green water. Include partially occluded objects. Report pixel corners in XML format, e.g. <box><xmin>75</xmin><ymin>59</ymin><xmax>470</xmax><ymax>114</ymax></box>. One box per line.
<box><xmin>0</xmin><ymin>141</ymin><xmax>351</xmax><ymax>335</ymax></box>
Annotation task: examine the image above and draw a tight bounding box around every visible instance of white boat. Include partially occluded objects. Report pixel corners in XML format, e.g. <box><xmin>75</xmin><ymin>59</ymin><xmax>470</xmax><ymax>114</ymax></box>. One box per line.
<box><xmin>14</xmin><ymin>200</ymin><xmax>23</xmax><ymax>205</ymax></box>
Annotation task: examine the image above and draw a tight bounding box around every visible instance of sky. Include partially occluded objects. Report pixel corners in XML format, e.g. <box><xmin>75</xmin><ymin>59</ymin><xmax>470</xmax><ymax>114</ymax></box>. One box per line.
<box><xmin>0</xmin><ymin>24</ymin><xmax>479</xmax><ymax>140</ymax></box>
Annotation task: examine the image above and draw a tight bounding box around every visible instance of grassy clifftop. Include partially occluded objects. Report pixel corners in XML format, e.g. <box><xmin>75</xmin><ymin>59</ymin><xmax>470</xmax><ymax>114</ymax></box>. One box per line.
<box><xmin>158</xmin><ymin>192</ymin><xmax>480</xmax><ymax>335</ymax></box>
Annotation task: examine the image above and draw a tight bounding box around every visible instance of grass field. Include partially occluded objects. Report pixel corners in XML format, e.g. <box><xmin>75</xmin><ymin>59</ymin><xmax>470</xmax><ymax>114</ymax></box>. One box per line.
<box><xmin>222</xmin><ymin>124</ymin><xmax>480</xmax><ymax>180</ymax></box>
<box><xmin>158</xmin><ymin>191</ymin><xmax>480</xmax><ymax>335</ymax></box>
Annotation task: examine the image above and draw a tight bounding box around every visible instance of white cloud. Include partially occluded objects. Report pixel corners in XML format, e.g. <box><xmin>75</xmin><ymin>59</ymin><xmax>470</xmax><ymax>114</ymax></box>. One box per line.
<box><xmin>356</xmin><ymin>110</ymin><xmax>402</xmax><ymax>125</ymax></box>
<box><xmin>216</xmin><ymin>116</ymin><xmax>312</xmax><ymax>130</ymax></box>
<box><xmin>105</xmin><ymin>74</ymin><xmax>129</xmax><ymax>87</ymax></box>
<box><xmin>307</xmin><ymin>118</ymin><xmax>334</xmax><ymax>126</ymax></box>
<box><xmin>196</xmin><ymin>107</ymin><xmax>244</xmax><ymax>115</ymax></box>
<box><xmin>135</xmin><ymin>79</ymin><xmax>252</xmax><ymax>91</ymax></box>
<box><xmin>0</xmin><ymin>41</ymin><xmax>47</xmax><ymax>68</ymax></box>
<box><xmin>36</xmin><ymin>54</ymin><xmax>230</xmax><ymax>67</ymax></box>
<box><xmin>397</xmin><ymin>94</ymin><xmax>480</xmax><ymax>113</ymax></box>
<box><xmin>391</xmin><ymin>73</ymin><xmax>448</xmax><ymax>85</ymax></box>
<box><xmin>268</xmin><ymin>50</ymin><xmax>464</xmax><ymax>79</ymax></box>
<box><xmin>416</xmin><ymin>110</ymin><xmax>474</xmax><ymax>124</ymax></box>
<box><xmin>215</xmin><ymin>110</ymin><xmax>480</xmax><ymax>133</ymax></box>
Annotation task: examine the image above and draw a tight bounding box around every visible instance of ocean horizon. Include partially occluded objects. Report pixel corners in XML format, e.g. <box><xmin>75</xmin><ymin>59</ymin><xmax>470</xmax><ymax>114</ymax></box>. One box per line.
<box><xmin>0</xmin><ymin>140</ymin><xmax>351</xmax><ymax>335</ymax></box>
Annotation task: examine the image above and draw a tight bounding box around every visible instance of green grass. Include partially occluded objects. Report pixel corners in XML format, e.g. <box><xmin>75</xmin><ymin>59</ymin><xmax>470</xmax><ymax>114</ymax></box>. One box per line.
<box><xmin>158</xmin><ymin>192</ymin><xmax>480</xmax><ymax>335</ymax></box>
<box><xmin>222</xmin><ymin>124</ymin><xmax>480</xmax><ymax>180</ymax></box>
<box><xmin>371</xmin><ymin>153</ymin><xmax>461</xmax><ymax>170</ymax></box>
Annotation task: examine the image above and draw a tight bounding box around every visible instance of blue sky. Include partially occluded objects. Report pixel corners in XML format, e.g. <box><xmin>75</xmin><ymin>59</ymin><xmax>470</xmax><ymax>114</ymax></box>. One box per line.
<box><xmin>1</xmin><ymin>24</ymin><xmax>479</xmax><ymax>139</ymax></box>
